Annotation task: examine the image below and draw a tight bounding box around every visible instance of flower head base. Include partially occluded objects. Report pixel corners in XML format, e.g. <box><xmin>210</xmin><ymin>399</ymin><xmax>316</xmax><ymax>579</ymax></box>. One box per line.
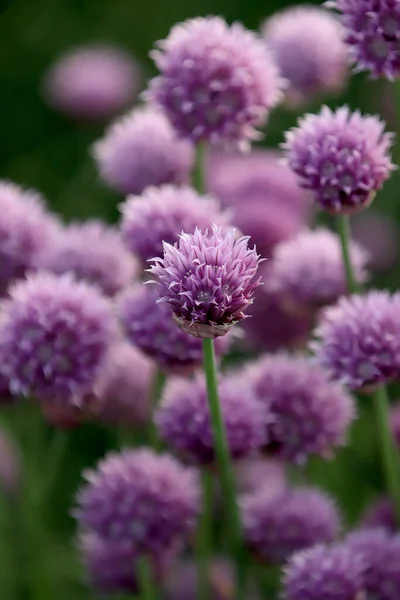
<box><xmin>147</xmin><ymin>16</ymin><xmax>283</xmax><ymax>148</ymax></box>
<box><xmin>327</xmin><ymin>0</ymin><xmax>400</xmax><ymax>80</ymax></box>
<box><xmin>311</xmin><ymin>291</ymin><xmax>400</xmax><ymax>391</ymax></box>
<box><xmin>149</xmin><ymin>226</ymin><xmax>262</xmax><ymax>339</ymax></box>
<box><xmin>120</xmin><ymin>185</ymin><xmax>230</xmax><ymax>266</ymax></box>
<box><xmin>283</xmin><ymin>106</ymin><xmax>395</xmax><ymax>214</ymax></box>
<box><xmin>93</xmin><ymin>106</ymin><xmax>194</xmax><ymax>195</ymax></box>
<box><xmin>262</xmin><ymin>5</ymin><xmax>348</xmax><ymax>106</ymax></box>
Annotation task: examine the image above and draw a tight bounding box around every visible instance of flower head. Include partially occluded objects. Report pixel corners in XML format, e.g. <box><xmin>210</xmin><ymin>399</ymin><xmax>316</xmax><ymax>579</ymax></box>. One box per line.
<box><xmin>267</xmin><ymin>228</ymin><xmax>368</xmax><ymax>310</ymax></box>
<box><xmin>38</xmin><ymin>220</ymin><xmax>138</xmax><ymax>296</ymax></box>
<box><xmin>262</xmin><ymin>5</ymin><xmax>348</xmax><ymax>106</ymax></box>
<box><xmin>43</xmin><ymin>45</ymin><xmax>141</xmax><ymax>120</ymax></box>
<box><xmin>0</xmin><ymin>273</ymin><xmax>116</xmax><ymax>401</ymax></box>
<box><xmin>164</xmin><ymin>559</ymin><xmax>234</xmax><ymax>600</ymax></box>
<box><xmin>120</xmin><ymin>185</ymin><xmax>230</xmax><ymax>265</ymax></box>
<box><xmin>235</xmin><ymin>457</ymin><xmax>286</xmax><ymax>497</ymax></box>
<box><xmin>149</xmin><ymin>226</ymin><xmax>262</xmax><ymax>339</ymax></box>
<box><xmin>74</xmin><ymin>449</ymin><xmax>200</xmax><ymax>554</ymax></box>
<box><xmin>118</xmin><ymin>284</ymin><xmax>230</xmax><ymax>372</ymax></box>
<box><xmin>250</xmin><ymin>353</ymin><xmax>355</xmax><ymax>463</ymax></box>
<box><xmin>147</xmin><ymin>16</ymin><xmax>283</xmax><ymax>148</ymax></box>
<box><xmin>156</xmin><ymin>374</ymin><xmax>268</xmax><ymax>466</ymax></box>
<box><xmin>283</xmin><ymin>106</ymin><xmax>395</xmax><ymax>214</ymax></box>
<box><xmin>93</xmin><ymin>106</ymin><xmax>194</xmax><ymax>195</ymax></box>
<box><xmin>362</xmin><ymin>498</ymin><xmax>397</xmax><ymax>534</ymax></box>
<box><xmin>241</xmin><ymin>486</ymin><xmax>340</xmax><ymax>564</ymax></box>
<box><xmin>311</xmin><ymin>291</ymin><xmax>400</xmax><ymax>391</ymax></box>
<box><xmin>328</xmin><ymin>0</ymin><xmax>400</xmax><ymax>80</ymax></box>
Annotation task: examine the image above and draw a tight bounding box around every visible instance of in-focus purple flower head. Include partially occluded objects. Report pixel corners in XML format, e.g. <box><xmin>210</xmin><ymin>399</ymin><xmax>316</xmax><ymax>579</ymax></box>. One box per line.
<box><xmin>120</xmin><ymin>185</ymin><xmax>230</xmax><ymax>266</ymax></box>
<box><xmin>118</xmin><ymin>284</ymin><xmax>230</xmax><ymax>373</ymax></box>
<box><xmin>327</xmin><ymin>0</ymin><xmax>400</xmax><ymax>80</ymax></box>
<box><xmin>156</xmin><ymin>373</ymin><xmax>268</xmax><ymax>466</ymax></box>
<box><xmin>43</xmin><ymin>44</ymin><xmax>141</xmax><ymax>121</ymax></box>
<box><xmin>38</xmin><ymin>220</ymin><xmax>138</xmax><ymax>296</ymax></box>
<box><xmin>283</xmin><ymin>105</ymin><xmax>395</xmax><ymax>215</ymax></box>
<box><xmin>262</xmin><ymin>5</ymin><xmax>349</xmax><ymax>107</ymax></box>
<box><xmin>283</xmin><ymin>543</ymin><xmax>366</xmax><ymax>600</ymax></box>
<box><xmin>249</xmin><ymin>353</ymin><xmax>355</xmax><ymax>463</ymax></box>
<box><xmin>93</xmin><ymin>105</ymin><xmax>194</xmax><ymax>195</ymax></box>
<box><xmin>147</xmin><ymin>16</ymin><xmax>284</xmax><ymax>148</ymax></box>
<box><xmin>0</xmin><ymin>272</ymin><xmax>117</xmax><ymax>401</ymax></box>
<box><xmin>241</xmin><ymin>486</ymin><xmax>340</xmax><ymax>564</ymax></box>
<box><xmin>267</xmin><ymin>228</ymin><xmax>368</xmax><ymax>311</ymax></box>
<box><xmin>74</xmin><ymin>448</ymin><xmax>200</xmax><ymax>555</ymax></box>
<box><xmin>148</xmin><ymin>226</ymin><xmax>263</xmax><ymax>339</ymax></box>
<box><xmin>311</xmin><ymin>291</ymin><xmax>400</xmax><ymax>391</ymax></box>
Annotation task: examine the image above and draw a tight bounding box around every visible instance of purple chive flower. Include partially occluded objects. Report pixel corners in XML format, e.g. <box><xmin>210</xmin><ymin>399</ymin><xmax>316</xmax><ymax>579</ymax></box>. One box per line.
<box><xmin>155</xmin><ymin>374</ymin><xmax>268</xmax><ymax>466</ymax></box>
<box><xmin>262</xmin><ymin>5</ymin><xmax>348</xmax><ymax>107</ymax></box>
<box><xmin>120</xmin><ymin>185</ymin><xmax>230</xmax><ymax>266</ymax></box>
<box><xmin>328</xmin><ymin>0</ymin><xmax>400</xmax><ymax>80</ymax></box>
<box><xmin>43</xmin><ymin>45</ymin><xmax>141</xmax><ymax>121</ymax></box>
<box><xmin>0</xmin><ymin>181</ymin><xmax>58</xmax><ymax>294</ymax></box>
<box><xmin>93</xmin><ymin>106</ymin><xmax>194</xmax><ymax>195</ymax></box>
<box><xmin>283</xmin><ymin>543</ymin><xmax>366</xmax><ymax>600</ymax></box>
<box><xmin>352</xmin><ymin>211</ymin><xmax>399</xmax><ymax>272</ymax></box>
<box><xmin>0</xmin><ymin>273</ymin><xmax>116</xmax><ymax>401</ymax></box>
<box><xmin>147</xmin><ymin>16</ymin><xmax>283</xmax><ymax>148</ymax></box>
<box><xmin>118</xmin><ymin>285</ymin><xmax>230</xmax><ymax>373</ymax></box>
<box><xmin>38</xmin><ymin>220</ymin><xmax>138</xmax><ymax>296</ymax></box>
<box><xmin>0</xmin><ymin>427</ymin><xmax>20</xmax><ymax>496</ymax></box>
<box><xmin>235</xmin><ymin>457</ymin><xmax>286</xmax><ymax>497</ymax></box>
<box><xmin>241</xmin><ymin>486</ymin><xmax>340</xmax><ymax>564</ymax></box>
<box><xmin>149</xmin><ymin>226</ymin><xmax>262</xmax><ymax>339</ymax></box>
<box><xmin>267</xmin><ymin>228</ymin><xmax>368</xmax><ymax>311</ymax></box>
<box><xmin>311</xmin><ymin>291</ymin><xmax>400</xmax><ymax>391</ymax></box>
<box><xmin>250</xmin><ymin>353</ymin><xmax>355</xmax><ymax>463</ymax></box>
<box><xmin>164</xmin><ymin>559</ymin><xmax>234</xmax><ymax>600</ymax></box>
<box><xmin>362</xmin><ymin>497</ymin><xmax>397</xmax><ymax>534</ymax></box>
<box><xmin>283</xmin><ymin>106</ymin><xmax>395</xmax><ymax>215</ymax></box>
<box><xmin>74</xmin><ymin>449</ymin><xmax>200</xmax><ymax>554</ymax></box>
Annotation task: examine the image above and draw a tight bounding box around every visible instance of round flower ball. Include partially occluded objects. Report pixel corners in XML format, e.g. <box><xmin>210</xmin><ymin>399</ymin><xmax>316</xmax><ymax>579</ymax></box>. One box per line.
<box><xmin>283</xmin><ymin>543</ymin><xmax>366</xmax><ymax>600</ymax></box>
<box><xmin>262</xmin><ymin>5</ymin><xmax>348</xmax><ymax>106</ymax></box>
<box><xmin>328</xmin><ymin>0</ymin><xmax>400</xmax><ymax>80</ymax></box>
<box><xmin>43</xmin><ymin>45</ymin><xmax>141</xmax><ymax>121</ymax></box>
<box><xmin>74</xmin><ymin>449</ymin><xmax>200</xmax><ymax>555</ymax></box>
<box><xmin>267</xmin><ymin>228</ymin><xmax>368</xmax><ymax>311</ymax></box>
<box><xmin>149</xmin><ymin>226</ymin><xmax>263</xmax><ymax>339</ymax></box>
<box><xmin>250</xmin><ymin>353</ymin><xmax>355</xmax><ymax>463</ymax></box>
<box><xmin>120</xmin><ymin>185</ymin><xmax>230</xmax><ymax>265</ymax></box>
<box><xmin>93</xmin><ymin>106</ymin><xmax>194</xmax><ymax>196</ymax></box>
<box><xmin>283</xmin><ymin>105</ymin><xmax>395</xmax><ymax>215</ymax></box>
<box><xmin>0</xmin><ymin>272</ymin><xmax>116</xmax><ymax>401</ymax></box>
<box><xmin>311</xmin><ymin>291</ymin><xmax>400</xmax><ymax>391</ymax></box>
<box><xmin>155</xmin><ymin>374</ymin><xmax>268</xmax><ymax>466</ymax></box>
<box><xmin>38</xmin><ymin>220</ymin><xmax>138</xmax><ymax>296</ymax></box>
<box><xmin>241</xmin><ymin>486</ymin><xmax>340</xmax><ymax>564</ymax></box>
<box><xmin>118</xmin><ymin>284</ymin><xmax>230</xmax><ymax>373</ymax></box>
<box><xmin>147</xmin><ymin>16</ymin><xmax>283</xmax><ymax>148</ymax></box>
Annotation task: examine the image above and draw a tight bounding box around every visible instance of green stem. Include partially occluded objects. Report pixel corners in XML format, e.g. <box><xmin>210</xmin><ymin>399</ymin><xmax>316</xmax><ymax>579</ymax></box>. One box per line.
<box><xmin>336</xmin><ymin>214</ymin><xmax>359</xmax><ymax>294</ymax></box>
<box><xmin>194</xmin><ymin>142</ymin><xmax>206</xmax><ymax>194</ymax></box>
<box><xmin>137</xmin><ymin>555</ymin><xmax>156</xmax><ymax>600</ymax></box>
<box><xmin>197</xmin><ymin>470</ymin><xmax>214</xmax><ymax>600</ymax></box>
<box><xmin>149</xmin><ymin>369</ymin><xmax>166</xmax><ymax>450</ymax></box>
<box><xmin>372</xmin><ymin>386</ymin><xmax>400</xmax><ymax>524</ymax></box>
<box><xmin>202</xmin><ymin>338</ymin><xmax>246</xmax><ymax>600</ymax></box>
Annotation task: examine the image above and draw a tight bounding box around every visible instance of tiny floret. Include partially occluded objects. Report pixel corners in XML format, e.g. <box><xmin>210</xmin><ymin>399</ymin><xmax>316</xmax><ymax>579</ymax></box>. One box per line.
<box><xmin>283</xmin><ymin>106</ymin><xmax>395</xmax><ymax>214</ymax></box>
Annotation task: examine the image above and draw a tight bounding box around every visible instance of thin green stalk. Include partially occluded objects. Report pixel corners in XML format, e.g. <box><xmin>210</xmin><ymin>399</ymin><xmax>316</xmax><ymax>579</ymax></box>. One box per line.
<box><xmin>336</xmin><ymin>214</ymin><xmax>359</xmax><ymax>294</ymax></box>
<box><xmin>372</xmin><ymin>386</ymin><xmax>400</xmax><ymax>523</ymax></box>
<box><xmin>197</xmin><ymin>470</ymin><xmax>214</xmax><ymax>600</ymax></box>
<box><xmin>194</xmin><ymin>142</ymin><xmax>206</xmax><ymax>194</ymax></box>
<box><xmin>148</xmin><ymin>369</ymin><xmax>166</xmax><ymax>450</ymax></box>
<box><xmin>202</xmin><ymin>338</ymin><xmax>246</xmax><ymax>600</ymax></box>
<box><xmin>137</xmin><ymin>555</ymin><xmax>156</xmax><ymax>600</ymax></box>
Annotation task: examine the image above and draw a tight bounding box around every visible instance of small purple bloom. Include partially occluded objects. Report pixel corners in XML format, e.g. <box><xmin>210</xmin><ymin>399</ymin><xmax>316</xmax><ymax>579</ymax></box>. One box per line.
<box><xmin>120</xmin><ymin>185</ymin><xmax>230</xmax><ymax>265</ymax></box>
<box><xmin>250</xmin><ymin>353</ymin><xmax>355</xmax><ymax>463</ymax></box>
<box><xmin>0</xmin><ymin>273</ymin><xmax>116</xmax><ymax>401</ymax></box>
<box><xmin>235</xmin><ymin>457</ymin><xmax>286</xmax><ymax>497</ymax></box>
<box><xmin>362</xmin><ymin>497</ymin><xmax>397</xmax><ymax>534</ymax></box>
<box><xmin>283</xmin><ymin>106</ymin><xmax>395</xmax><ymax>214</ymax></box>
<box><xmin>147</xmin><ymin>16</ymin><xmax>283</xmax><ymax>148</ymax></box>
<box><xmin>262</xmin><ymin>5</ymin><xmax>348</xmax><ymax>106</ymax></box>
<box><xmin>156</xmin><ymin>374</ymin><xmax>268</xmax><ymax>466</ymax></box>
<box><xmin>148</xmin><ymin>226</ymin><xmax>263</xmax><ymax>339</ymax></box>
<box><xmin>241</xmin><ymin>486</ymin><xmax>340</xmax><ymax>564</ymax></box>
<box><xmin>93</xmin><ymin>106</ymin><xmax>194</xmax><ymax>195</ymax></box>
<box><xmin>327</xmin><ymin>0</ymin><xmax>400</xmax><ymax>80</ymax></box>
<box><xmin>311</xmin><ymin>291</ymin><xmax>400</xmax><ymax>391</ymax></box>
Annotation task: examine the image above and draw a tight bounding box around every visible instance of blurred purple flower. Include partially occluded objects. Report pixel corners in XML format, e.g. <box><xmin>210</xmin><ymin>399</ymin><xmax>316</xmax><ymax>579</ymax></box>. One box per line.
<box><xmin>362</xmin><ymin>497</ymin><xmax>397</xmax><ymax>534</ymax></box>
<box><xmin>164</xmin><ymin>558</ymin><xmax>234</xmax><ymax>600</ymax></box>
<box><xmin>235</xmin><ymin>457</ymin><xmax>286</xmax><ymax>497</ymax></box>
<box><xmin>352</xmin><ymin>211</ymin><xmax>399</xmax><ymax>272</ymax></box>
